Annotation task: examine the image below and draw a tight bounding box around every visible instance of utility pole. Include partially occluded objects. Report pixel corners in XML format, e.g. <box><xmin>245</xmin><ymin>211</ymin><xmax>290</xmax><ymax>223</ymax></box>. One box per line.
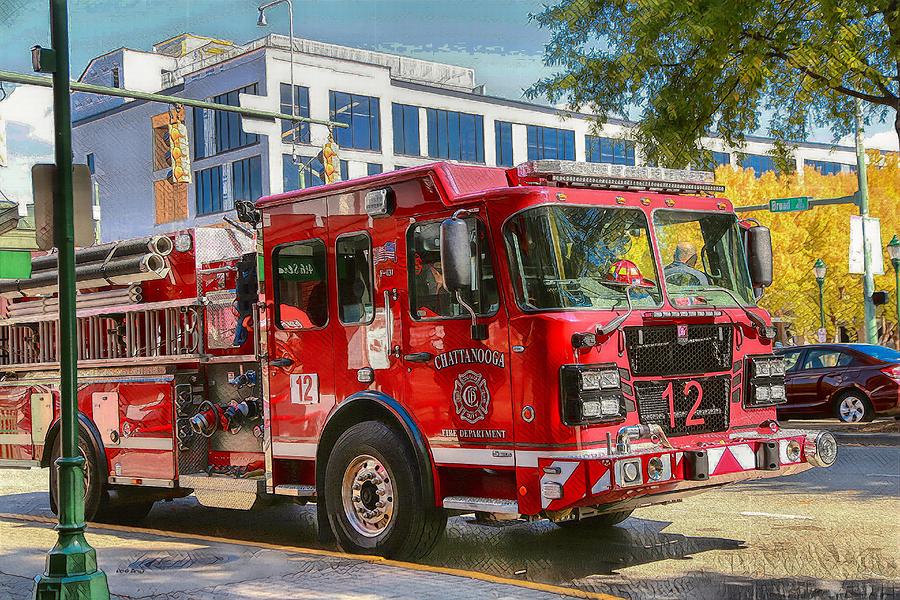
<box><xmin>33</xmin><ymin>0</ymin><xmax>110</xmax><ymax>597</ymax></box>
<box><xmin>855</xmin><ymin>99</ymin><xmax>877</xmax><ymax>344</ymax></box>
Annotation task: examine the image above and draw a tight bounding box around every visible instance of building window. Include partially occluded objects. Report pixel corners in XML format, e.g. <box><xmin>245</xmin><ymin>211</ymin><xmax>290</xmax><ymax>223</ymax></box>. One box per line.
<box><xmin>86</xmin><ymin>153</ymin><xmax>95</xmax><ymax>175</ymax></box>
<box><xmin>192</xmin><ymin>107</ymin><xmax>207</xmax><ymax>160</ymax></box>
<box><xmin>392</xmin><ymin>104</ymin><xmax>420</xmax><ymax>156</ymax></box>
<box><xmin>336</xmin><ymin>233</ymin><xmax>374</xmax><ymax>325</ymax></box>
<box><xmin>408</xmin><ymin>218</ymin><xmax>498</xmax><ymax>319</ymax></box>
<box><xmin>805</xmin><ymin>159</ymin><xmax>845</xmax><ymax>175</ymax></box>
<box><xmin>152</xmin><ymin>124</ymin><xmax>170</xmax><ymax>171</ymax></box>
<box><xmin>526</xmin><ymin>125</ymin><xmax>575</xmax><ymax>161</ymax></box>
<box><xmin>585</xmin><ymin>136</ymin><xmax>635</xmax><ymax>165</ymax></box>
<box><xmin>340</xmin><ymin>160</ymin><xmax>349</xmax><ymax>181</ymax></box>
<box><xmin>195</xmin><ymin>165</ymin><xmax>224</xmax><ymax>215</ymax></box>
<box><xmin>212</xmin><ymin>83</ymin><xmax>260</xmax><ymax>155</ymax></box>
<box><xmin>330</xmin><ymin>91</ymin><xmax>381</xmax><ymax>151</ymax></box>
<box><xmin>232</xmin><ymin>156</ymin><xmax>263</xmax><ymax>204</ymax></box>
<box><xmin>284</xmin><ymin>154</ymin><xmax>327</xmax><ymax>190</ymax></box>
<box><xmin>111</xmin><ymin>67</ymin><xmax>120</xmax><ymax>88</ymax></box>
<box><xmin>741</xmin><ymin>154</ymin><xmax>777</xmax><ymax>177</ymax></box>
<box><xmin>274</xmin><ymin>239</ymin><xmax>328</xmax><ymax>329</ymax></box>
<box><xmin>692</xmin><ymin>151</ymin><xmax>731</xmax><ymax>171</ymax></box>
<box><xmin>367</xmin><ymin>162</ymin><xmax>382</xmax><ymax>175</ymax></box>
<box><xmin>426</xmin><ymin>108</ymin><xmax>484</xmax><ymax>163</ymax></box>
<box><xmin>280</xmin><ymin>83</ymin><xmax>311</xmax><ymax>144</ymax></box>
<box><xmin>495</xmin><ymin>121</ymin><xmax>514</xmax><ymax>167</ymax></box>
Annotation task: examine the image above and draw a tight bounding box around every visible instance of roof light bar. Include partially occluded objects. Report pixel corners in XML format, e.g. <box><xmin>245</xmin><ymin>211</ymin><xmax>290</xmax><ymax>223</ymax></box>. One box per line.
<box><xmin>516</xmin><ymin>160</ymin><xmax>725</xmax><ymax>195</ymax></box>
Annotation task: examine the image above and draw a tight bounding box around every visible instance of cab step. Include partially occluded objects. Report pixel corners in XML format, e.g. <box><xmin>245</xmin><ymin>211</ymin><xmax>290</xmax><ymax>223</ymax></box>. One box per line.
<box><xmin>274</xmin><ymin>484</ymin><xmax>316</xmax><ymax>497</ymax></box>
<box><xmin>442</xmin><ymin>496</ymin><xmax>519</xmax><ymax>515</ymax></box>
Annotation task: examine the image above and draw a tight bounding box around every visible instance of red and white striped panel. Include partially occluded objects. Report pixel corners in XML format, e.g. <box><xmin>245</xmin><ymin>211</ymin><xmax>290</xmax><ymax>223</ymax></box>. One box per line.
<box><xmin>538</xmin><ymin>459</ymin><xmax>586</xmax><ymax>510</ymax></box>
<box><xmin>707</xmin><ymin>443</ymin><xmax>756</xmax><ymax>476</ymax></box>
<box><xmin>587</xmin><ymin>460</ymin><xmax>612</xmax><ymax>495</ymax></box>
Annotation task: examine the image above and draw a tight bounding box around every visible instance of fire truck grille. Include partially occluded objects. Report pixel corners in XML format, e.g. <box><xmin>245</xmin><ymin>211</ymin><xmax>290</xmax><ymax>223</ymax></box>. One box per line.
<box><xmin>624</xmin><ymin>325</ymin><xmax>733</xmax><ymax>376</ymax></box>
<box><xmin>634</xmin><ymin>376</ymin><xmax>731</xmax><ymax>436</ymax></box>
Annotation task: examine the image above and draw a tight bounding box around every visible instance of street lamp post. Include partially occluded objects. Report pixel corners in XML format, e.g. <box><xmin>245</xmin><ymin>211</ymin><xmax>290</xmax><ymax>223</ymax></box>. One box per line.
<box><xmin>814</xmin><ymin>259</ymin><xmax>827</xmax><ymax>341</ymax></box>
<box><xmin>888</xmin><ymin>235</ymin><xmax>900</xmax><ymax>346</ymax></box>
<box><xmin>257</xmin><ymin>0</ymin><xmax>296</xmax><ymax>160</ymax></box>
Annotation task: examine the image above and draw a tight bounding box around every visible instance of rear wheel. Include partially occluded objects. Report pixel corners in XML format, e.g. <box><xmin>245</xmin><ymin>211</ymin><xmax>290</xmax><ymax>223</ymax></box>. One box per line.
<box><xmin>95</xmin><ymin>490</ymin><xmax>155</xmax><ymax>524</ymax></box>
<box><xmin>558</xmin><ymin>509</ymin><xmax>634</xmax><ymax>528</ymax></box>
<box><xmin>324</xmin><ymin>421</ymin><xmax>445</xmax><ymax>559</ymax></box>
<box><xmin>49</xmin><ymin>428</ymin><xmax>105</xmax><ymax>521</ymax></box>
<box><xmin>835</xmin><ymin>391</ymin><xmax>874</xmax><ymax>423</ymax></box>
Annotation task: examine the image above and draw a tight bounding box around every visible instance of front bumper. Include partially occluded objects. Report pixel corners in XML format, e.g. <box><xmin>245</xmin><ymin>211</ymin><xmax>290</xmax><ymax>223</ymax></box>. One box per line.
<box><xmin>534</xmin><ymin>428</ymin><xmax>835</xmax><ymax>515</ymax></box>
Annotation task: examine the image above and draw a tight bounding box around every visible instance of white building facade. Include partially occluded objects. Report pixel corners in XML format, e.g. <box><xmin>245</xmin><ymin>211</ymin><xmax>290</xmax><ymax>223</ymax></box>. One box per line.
<box><xmin>72</xmin><ymin>34</ymin><xmax>861</xmax><ymax>242</ymax></box>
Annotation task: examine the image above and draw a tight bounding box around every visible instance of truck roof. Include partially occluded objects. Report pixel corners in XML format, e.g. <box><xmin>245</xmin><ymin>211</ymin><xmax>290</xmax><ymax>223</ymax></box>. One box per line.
<box><xmin>256</xmin><ymin>160</ymin><xmax>728</xmax><ymax>210</ymax></box>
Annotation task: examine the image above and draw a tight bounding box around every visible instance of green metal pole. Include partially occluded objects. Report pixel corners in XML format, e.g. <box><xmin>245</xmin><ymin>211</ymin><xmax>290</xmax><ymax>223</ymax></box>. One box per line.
<box><xmin>855</xmin><ymin>100</ymin><xmax>878</xmax><ymax>344</ymax></box>
<box><xmin>33</xmin><ymin>1</ymin><xmax>109</xmax><ymax>598</ymax></box>
<box><xmin>894</xmin><ymin>260</ymin><xmax>900</xmax><ymax>347</ymax></box>
<box><xmin>817</xmin><ymin>278</ymin><xmax>825</xmax><ymax>331</ymax></box>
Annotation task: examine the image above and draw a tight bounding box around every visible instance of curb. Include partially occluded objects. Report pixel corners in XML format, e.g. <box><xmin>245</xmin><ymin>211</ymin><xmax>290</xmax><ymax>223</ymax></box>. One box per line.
<box><xmin>830</xmin><ymin>432</ymin><xmax>899</xmax><ymax>446</ymax></box>
<box><xmin>0</xmin><ymin>512</ymin><xmax>622</xmax><ymax>600</ymax></box>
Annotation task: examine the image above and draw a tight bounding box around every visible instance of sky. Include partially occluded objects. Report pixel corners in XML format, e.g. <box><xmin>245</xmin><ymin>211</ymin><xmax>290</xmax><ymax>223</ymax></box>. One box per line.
<box><xmin>0</xmin><ymin>0</ymin><xmax>896</xmax><ymax>206</ymax></box>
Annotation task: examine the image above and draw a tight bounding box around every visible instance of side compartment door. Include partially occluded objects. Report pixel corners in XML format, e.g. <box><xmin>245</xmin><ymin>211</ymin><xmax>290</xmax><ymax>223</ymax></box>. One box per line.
<box><xmin>400</xmin><ymin>215</ymin><xmax>513</xmax><ymax>470</ymax></box>
<box><xmin>263</xmin><ymin>199</ymin><xmax>335</xmax><ymax>463</ymax></box>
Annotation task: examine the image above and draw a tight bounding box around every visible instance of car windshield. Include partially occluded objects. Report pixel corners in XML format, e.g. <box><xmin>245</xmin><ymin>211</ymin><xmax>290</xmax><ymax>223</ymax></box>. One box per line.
<box><xmin>504</xmin><ymin>205</ymin><xmax>661</xmax><ymax>310</ymax></box>
<box><xmin>851</xmin><ymin>345</ymin><xmax>900</xmax><ymax>362</ymax></box>
<box><xmin>653</xmin><ymin>210</ymin><xmax>754</xmax><ymax>307</ymax></box>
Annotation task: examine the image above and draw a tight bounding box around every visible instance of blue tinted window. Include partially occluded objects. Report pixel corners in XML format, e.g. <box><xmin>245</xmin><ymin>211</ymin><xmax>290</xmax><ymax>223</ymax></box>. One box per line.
<box><xmin>495</xmin><ymin>121</ymin><xmax>513</xmax><ymax>167</ymax></box>
<box><xmin>367</xmin><ymin>163</ymin><xmax>382</xmax><ymax>175</ymax></box>
<box><xmin>805</xmin><ymin>159</ymin><xmax>845</xmax><ymax>175</ymax></box>
<box><xmin>425</xmin><ymin>108</ymin><xmax>484</xmax><ymax>163</ymax></box>
<box><xmin>741</xmin><ymin>154</ymin><xmax>777</xmax><ymax>177</ymax></box>
<box><xmin>232</xmin><ymin>156</ymin><xmax>263</xmax><ymax>205</ymax></box>
<box><xmin>283</xmin><ymin>154</ymin><xmax>328</xmax><ymax>190</ymax></box>
<box><xmin>331</xmin><ymin>91</ymin><xmax>381</xmax><ymax>151</ymax></box>
<box><xmin>280</xmin><ymin>83</ymin><xmax>311</xmax><ymax>144</ymax></box>
<box><xmin>86</xmin><ymin>153</ymin><xmax>95</xmax><ymax>175</ymax></box>
<box><xmin>195</xmin><ymin>165</ymin><xmax>224</xmax><ymax>215</ymax></box>
<box><xmin>392</xmin><ymin>104</ymin><xmax>420</xmax><ymax>156</ymax></box>
<box><xmin>193</xmin><ymin>107</ymin><xmax>206</xmax><ymax>159</ymax></box>
<box><xmin>526</xmin><ymin>125</ymin><xmax>575</xmax><ymax>160</ymax></box>
<box><xmin>585</xmin><ymin>136</ymin><xmax>636</xmax><ymax>165</ymax></box>
<box><xmin>340</xmin><ymin>160</ymin><xmax>349</xmax><ymax>181</ymax></box>
<box><xmin>212</xmin><ymin>84</ymin><xmax>259</xmax><ymax>155</ymax></box>
<box><xmin>693</xmin><ymin>150</ymin><xmax>730</xmax><ymax>170</ymax></box>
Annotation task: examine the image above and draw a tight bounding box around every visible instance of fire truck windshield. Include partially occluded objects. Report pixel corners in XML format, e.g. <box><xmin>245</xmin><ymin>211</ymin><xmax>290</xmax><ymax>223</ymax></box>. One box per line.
<box><xmin>504</xmin><ymin>205</ymin><xmax>661</xmax><ymax>311</ymax></box>
<box><xmin>653</xmin><ymin>210</ymin><xmax>755</xmax><ymax>308</ymax></box>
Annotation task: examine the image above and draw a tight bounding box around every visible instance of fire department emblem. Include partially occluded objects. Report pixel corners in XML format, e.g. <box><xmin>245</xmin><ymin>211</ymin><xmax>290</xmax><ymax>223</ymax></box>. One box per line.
<box><xmin>453</xmin><ymin>370</ymin><xmax>491</xmax><ymax>424</ymax></box>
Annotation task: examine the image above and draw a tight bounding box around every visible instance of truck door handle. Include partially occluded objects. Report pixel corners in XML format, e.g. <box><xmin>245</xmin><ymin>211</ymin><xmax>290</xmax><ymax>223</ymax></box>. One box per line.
<box><xmin>403</xmin><ymin>352</ymin><xmax>433</xmax><ymax>363</ymax></box>
<box><xmin>270</xmin><ymin>357</ymin><xmax>293</xmax><ymax>367</ymax></box>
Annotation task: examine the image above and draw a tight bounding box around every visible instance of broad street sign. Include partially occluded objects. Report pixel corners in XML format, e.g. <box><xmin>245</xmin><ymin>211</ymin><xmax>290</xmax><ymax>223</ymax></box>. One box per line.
<box><xmin>769</xmin><ymin>196</ymin><xmax>810</xmax><ymax>212</ymax></box>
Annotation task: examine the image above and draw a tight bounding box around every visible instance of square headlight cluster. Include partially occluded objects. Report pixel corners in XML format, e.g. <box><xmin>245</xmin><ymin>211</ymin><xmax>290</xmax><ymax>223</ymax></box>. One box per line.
<box><xmin>560</xmin><ymin>364</ymin><xmax>626</xmax><ymax>425</ymax></box>
<box><xmin>745</xmin><ymin>356</ymin><xmax>787</xmax><ymax>407</ymax></box>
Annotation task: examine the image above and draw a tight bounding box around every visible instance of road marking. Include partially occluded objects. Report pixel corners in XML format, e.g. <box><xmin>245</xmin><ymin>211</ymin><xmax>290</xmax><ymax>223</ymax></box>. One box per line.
<box><xmin>866</xmin><ymin>473</ymin><xmax>900</xmax><ymax>478</ymax></box>
<box><xmin>0</xmin><ymin>512</ymin><xmax>622</xmax><ymax>600</ymax></box>
<box><xmin>740</xmin><ymin>511</ymin><xmax>813</xmax><ymax>520</ymax></box>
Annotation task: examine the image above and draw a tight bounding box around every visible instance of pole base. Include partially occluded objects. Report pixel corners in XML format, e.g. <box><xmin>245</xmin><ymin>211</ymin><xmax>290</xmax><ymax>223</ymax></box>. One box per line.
<box><xmin>33</xmin><ymin>534</ymin><xmax>109</xmax><ymax>600</ymax></box>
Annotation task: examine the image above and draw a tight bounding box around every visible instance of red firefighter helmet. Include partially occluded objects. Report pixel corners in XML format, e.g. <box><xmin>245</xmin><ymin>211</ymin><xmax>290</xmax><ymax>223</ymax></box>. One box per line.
<box><xmin>606</xmin><ymin>259</ymin><xmax>654</xmax><ymax>288</ymax></box>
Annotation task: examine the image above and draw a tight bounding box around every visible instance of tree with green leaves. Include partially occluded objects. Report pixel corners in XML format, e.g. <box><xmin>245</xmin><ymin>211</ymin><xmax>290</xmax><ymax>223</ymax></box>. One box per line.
<box><xmin>528</xmin><ymin>0</ymin><xmax>899</xmax><ymax>168</ymax></box>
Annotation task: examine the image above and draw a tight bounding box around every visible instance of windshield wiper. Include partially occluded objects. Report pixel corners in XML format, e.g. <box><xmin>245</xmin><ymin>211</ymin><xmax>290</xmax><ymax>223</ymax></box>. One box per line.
<box><xmin>699</xmin><ymin>286</ymin><xmax>766</xmax><ymax>330</ymax></box>
<box><xmin>596</xmin><ymin>281</ymin><xmax>640</xmax><ymax>335</ymax></box>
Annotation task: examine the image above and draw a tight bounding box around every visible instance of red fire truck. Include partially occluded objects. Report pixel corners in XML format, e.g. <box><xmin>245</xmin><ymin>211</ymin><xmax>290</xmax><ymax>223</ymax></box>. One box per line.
<box><xmin>0</xmin><ymin>160</ymin><xmax>837</xmax><ymax>559</ymax></box>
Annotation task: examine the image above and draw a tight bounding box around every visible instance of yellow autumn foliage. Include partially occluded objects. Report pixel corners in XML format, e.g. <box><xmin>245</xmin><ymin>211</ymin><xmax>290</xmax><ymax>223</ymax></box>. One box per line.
<box><xmin>717</xmin><ymin>151</ymin><xmax>900</xmax><ymax>343</ymax></box>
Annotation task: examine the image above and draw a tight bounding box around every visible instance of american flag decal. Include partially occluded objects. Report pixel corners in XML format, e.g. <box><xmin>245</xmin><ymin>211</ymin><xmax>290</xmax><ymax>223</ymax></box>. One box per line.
<box><xmin>374</xmin><ymin>241</ymin><xmax>397</xmax><ymax>265</ymax></box>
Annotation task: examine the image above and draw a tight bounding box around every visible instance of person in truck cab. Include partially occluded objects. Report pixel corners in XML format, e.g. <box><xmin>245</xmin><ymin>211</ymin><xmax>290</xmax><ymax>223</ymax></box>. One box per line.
<box><xmin>664</xmin><ymin>241</ymin><xmax>710</xmax><ymax>286</ymax></box>
<box><xmin>414</xmin><ymin>252</ymin><xmax>449</xmax><ymax>318</ymax></box>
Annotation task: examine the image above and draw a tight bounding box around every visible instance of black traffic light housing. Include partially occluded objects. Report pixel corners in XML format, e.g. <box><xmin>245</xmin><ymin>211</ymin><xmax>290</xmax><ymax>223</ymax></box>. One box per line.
<box><xmin>872</xmin><ymin>291</ymin><xmax>890</xmax><ymax>306</ymax></box>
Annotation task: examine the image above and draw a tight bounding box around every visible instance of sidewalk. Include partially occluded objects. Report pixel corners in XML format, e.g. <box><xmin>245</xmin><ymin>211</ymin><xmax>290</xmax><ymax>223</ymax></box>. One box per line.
<box><xmin>0</xmin><ymin>513</ymin><xmax>616</xmax><ymax>600</ymax></box>
<box><xmin>782</xmin><ymin>418</ymin><xmax>899</xmax><ymax>446</ymax></box>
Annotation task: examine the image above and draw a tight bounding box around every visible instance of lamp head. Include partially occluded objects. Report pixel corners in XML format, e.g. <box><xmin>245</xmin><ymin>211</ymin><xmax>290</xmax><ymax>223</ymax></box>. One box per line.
<box><xmin>813</xmin><ymin>258</ymin><xmax>827</xmax><ymax>281</ymax></box>
<box><xmin>888</xmin><ymin>234</ymin><xmax>900</xmax><ymax>263</ymax></box>
<box><xmin>257</xmin><ymin>8</ymin><xmax>268</xmax><ymax>26</ymax></box>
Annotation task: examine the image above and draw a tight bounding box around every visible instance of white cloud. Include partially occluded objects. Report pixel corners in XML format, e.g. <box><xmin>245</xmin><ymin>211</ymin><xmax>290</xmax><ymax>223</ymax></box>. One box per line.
<box><xmin>0</xmin><ymin>86</ymin><xmax>54</xmax><ymax>145</ymax></box>
<box><xmin>0</xmin><ymin>152</ymin><xmax>49</xmax><ymax>211</ymax></box>
<box><xmin>839</xmin><ymin>129</ymin><xmax>899</xmax><ymax>152</ymax></box>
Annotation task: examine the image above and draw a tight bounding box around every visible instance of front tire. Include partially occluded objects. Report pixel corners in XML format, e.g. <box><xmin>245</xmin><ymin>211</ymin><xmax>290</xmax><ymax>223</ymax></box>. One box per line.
<box><xmin>324</xmin><ymin>421</ymin><xmax>445</xmax><ymax>559</ymax></box>
<box><xmin>835</xmin><ymin>391</ymin><xmax>874</xmax><ymax>423</ymax></box>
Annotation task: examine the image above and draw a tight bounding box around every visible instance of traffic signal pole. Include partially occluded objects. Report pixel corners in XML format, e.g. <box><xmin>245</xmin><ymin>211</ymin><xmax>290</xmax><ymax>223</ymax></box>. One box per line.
<box><xmin>33</xmin><ymin>1</ymin><xmax>110</xmax><ymax>598</ymax></box>
<box><xmin>855</xmin><ymin>100</ymin><xmax>878</xmax><ymax>344</ymax></box>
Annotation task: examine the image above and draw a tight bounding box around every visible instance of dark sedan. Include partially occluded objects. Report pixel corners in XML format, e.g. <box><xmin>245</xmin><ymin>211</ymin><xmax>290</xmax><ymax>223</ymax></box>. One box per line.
<box><xmin>775</xmin><ymin>344</ymin><xmax>900</xmax><ymax>423</ymax></box>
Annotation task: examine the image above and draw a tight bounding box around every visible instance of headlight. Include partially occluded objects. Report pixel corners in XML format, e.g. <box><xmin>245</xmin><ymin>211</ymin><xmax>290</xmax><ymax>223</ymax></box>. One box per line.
<box><xmin>560</xmin><ymin>364</ymin><xmax>626</xmax><ymax>426</ymax></box>
<box><xmin>745</xmin><ymin>355</ymin><xmax>788</xmax><ymax>408</ymax></box>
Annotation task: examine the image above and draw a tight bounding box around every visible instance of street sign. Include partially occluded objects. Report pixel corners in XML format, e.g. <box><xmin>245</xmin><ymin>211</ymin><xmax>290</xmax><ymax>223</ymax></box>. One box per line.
<box><xmin>769</xmin><ymin>196</ymin><xmax>810</xmax><ymax>212</ymax></box>
<box><xmin>32</xmin><ymin>163</ymin><xmax>96</xmax><ymax>250</ymax></box>
<box><xmin>816</xmin><ymin>328</ymin><xmax>827</xmax><ymax>343</ymax></box>
<box><xmin>0</xmin><ymin>250</ymin><xmax>32</xmax><ymax>279</ymax></box>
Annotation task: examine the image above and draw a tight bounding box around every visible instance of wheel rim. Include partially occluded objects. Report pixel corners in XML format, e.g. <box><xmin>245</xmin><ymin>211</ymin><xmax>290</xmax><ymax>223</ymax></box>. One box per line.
<box><xmin>839</xmin><ymin>397</ymin><xmax>865</xmax><ymax>423</ymax></box>
<box><xmin>341</xmin><ymin>454</ymin><xmax>395</xmax><ymax>538</ymax></box>
<box><xmin>53</xmin><ymin>447</ymin><xmax>90</xmax><ymax>504</ymax></box>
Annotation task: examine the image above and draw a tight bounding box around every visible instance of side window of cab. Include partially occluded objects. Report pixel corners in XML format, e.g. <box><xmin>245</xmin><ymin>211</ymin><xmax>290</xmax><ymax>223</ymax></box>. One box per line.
<box><xmin>274</xmin><ymin>239</ymin><xmax>328</xmax><ymax>329</ymax></box>
<box><xmin>407</xmin><ymin>218</ymin><xmax>499</xmax><ymax>320</ymax></box>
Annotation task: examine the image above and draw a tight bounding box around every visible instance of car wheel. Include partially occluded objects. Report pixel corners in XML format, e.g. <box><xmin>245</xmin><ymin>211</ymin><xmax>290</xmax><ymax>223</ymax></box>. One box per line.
<box><xmin>835</xmin><ymin>391</ymin><xmax>874</xmax><ymax>423</ymax></box>
<box><xmin>49</xmin><ymin>428</ymin><xmax>106</xmax><ymax>521</ymax></box>
<box><xmin>558</xmin><ymin>509</ymin><xmax>634</xmax><ymax>529</ymax></box>
<box><xmin>324</xmin><ymin>421</ymin><xmax>446</xmax><ymax>559</ymax></box>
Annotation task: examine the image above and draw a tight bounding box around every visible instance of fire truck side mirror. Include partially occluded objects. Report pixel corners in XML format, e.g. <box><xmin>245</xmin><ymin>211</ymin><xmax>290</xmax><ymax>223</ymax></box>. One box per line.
<box><xmin>440</xmin><ymin>217</ymin><xmax>472</xmax><ymax>293</ymax></box>
<box><xmin>746</xmin><ymin>225</ymin><xmax>773</xmax><ymax>289</ymax></box>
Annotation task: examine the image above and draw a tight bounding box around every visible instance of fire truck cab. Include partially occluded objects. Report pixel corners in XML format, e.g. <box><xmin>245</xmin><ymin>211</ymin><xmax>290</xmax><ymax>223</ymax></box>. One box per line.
<box><xmin>0</xmin><ymin>160</ymin><xmax>837</xmax><ymax>559</ymax></box>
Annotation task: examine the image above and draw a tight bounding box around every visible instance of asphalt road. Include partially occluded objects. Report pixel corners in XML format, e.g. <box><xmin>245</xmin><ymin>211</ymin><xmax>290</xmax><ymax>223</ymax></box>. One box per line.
<box><xmin>0</xmin><ymin>444</ymin><xmax>897</xmax><ymax>600</ymax></box>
